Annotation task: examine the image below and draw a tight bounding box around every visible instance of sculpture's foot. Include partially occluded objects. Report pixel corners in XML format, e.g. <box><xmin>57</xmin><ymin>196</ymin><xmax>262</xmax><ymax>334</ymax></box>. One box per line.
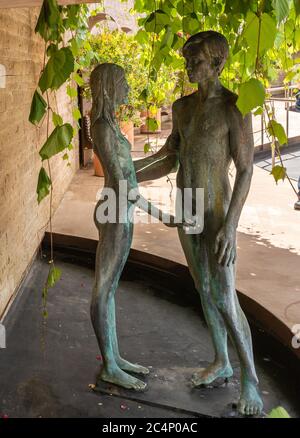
<box><xmin>191</xmin><ymin>361</ymin><xmax>233</xmax><ymax>386</ymax></box>
<box><xmin>237</xmin><ymin>381</ymin><xmax>263</xmax><ymax>416</ymax></box>
<box><xmin>116</xmin><ymin>357</ymin><xmax>149</xmax><ymax>375</ymax></box>
<box><xmin>98</xmin><ymin>367</ymin><xmax>147</xmax><ymax>391</ymax></box>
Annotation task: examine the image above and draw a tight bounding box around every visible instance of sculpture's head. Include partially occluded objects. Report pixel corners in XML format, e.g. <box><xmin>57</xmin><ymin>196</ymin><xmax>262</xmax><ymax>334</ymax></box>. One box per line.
<box><xmin>182</xmin><ymin>31</ymin><xmax>229</xmax><ymax>83</ymax></box>
<box><xmin>90</xmin><ymin>63</ymin><xmax>130</xmax><ymax>126</ymax></box>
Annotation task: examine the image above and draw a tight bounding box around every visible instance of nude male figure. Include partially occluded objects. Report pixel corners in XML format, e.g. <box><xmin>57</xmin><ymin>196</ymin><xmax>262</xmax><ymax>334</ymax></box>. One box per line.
<box><xmin>134</xmin><ymin>31</ymin><xmax>263</xmax><ymax>416</ymax></box>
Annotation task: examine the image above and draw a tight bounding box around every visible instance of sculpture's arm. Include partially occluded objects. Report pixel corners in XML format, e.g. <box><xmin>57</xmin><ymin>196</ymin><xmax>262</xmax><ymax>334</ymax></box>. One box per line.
<box><xmin>134</xmin><ymin>105</ymin><xmax>180</xmax><ymax>183</ymax></box>
<box><xmin>226</xmin><ymin>110</ymin><xmax>254</xmax><ymax>230</ymax></box>
<box><xmin>214</xmin><ymin>108</ymin><xmax>253</xmax><ymax>266</ymax></box>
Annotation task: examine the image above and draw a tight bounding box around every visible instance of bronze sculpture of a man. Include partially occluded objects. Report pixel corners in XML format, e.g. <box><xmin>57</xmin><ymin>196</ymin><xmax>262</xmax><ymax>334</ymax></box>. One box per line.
<box><xmin>135</xmin><ymin>31</ymin><xmax>263</xmax><ymax>416</ymax></box>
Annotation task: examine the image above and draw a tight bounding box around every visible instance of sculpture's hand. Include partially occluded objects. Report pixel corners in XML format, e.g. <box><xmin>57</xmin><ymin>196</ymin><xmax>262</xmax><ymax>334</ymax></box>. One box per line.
<box><xmin>165</xmin><ymin>216</ymin><xmax>196</xmax><ymax>229</ymax></box>
<box><xmin>214</xmin><ymin>225</ymin><xmax>236</xmax><ymax>266</ymax></box>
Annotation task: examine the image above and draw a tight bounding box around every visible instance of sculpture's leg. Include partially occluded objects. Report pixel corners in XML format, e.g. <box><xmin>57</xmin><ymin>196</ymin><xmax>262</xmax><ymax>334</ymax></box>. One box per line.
<box><xmin>109</xmin><ymin>298</ymin><xmax>149</xmax><ymax>375</ymax></box>
<box><xmin>91</xmin><ymin>222</ymin><xmax>146</xmax><ymax>391</ymax></box>
<box><xmin>209</xmin><ymin>252</ymin><xmax>263</xmax><ymax>416</ymax></box>
<box><xmin>178</xmin><ymin>230</ymin><xmax>233</xmax><ymax>385</ymax></box>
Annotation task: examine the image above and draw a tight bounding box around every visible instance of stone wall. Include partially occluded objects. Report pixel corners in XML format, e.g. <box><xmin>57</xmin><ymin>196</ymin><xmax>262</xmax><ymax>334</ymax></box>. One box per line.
<box><xmin>0</xmin><ymin>8</ymin><xmax>79</xmax><ymax>317</ymax></box>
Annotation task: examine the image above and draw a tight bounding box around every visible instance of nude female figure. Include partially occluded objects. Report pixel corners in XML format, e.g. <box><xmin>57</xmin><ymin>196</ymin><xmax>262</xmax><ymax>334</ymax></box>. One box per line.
<box><xmin>90</xmin><ymin>63</ymin><xmax>187</xmax><ymax>391</ymax></box>
<box><xmin>134</xmin><ymin>32</ymin><xmax>263</xmax><ymax>415</ymax></box>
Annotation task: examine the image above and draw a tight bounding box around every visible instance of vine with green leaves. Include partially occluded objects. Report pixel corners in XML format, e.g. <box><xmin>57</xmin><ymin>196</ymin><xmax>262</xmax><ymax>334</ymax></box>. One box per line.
<box><xmin>29</xmin><ymin>0</ymin><xmax>94</xmax><ymax>317</ymax></box>
<box><xmin>133</xmin><ymin>0</ymin><xmax>300</xmax><ymax>188</ymax></box>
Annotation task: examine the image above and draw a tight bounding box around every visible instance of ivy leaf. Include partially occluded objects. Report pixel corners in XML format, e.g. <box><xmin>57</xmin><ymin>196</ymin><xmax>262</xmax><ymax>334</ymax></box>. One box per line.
<box><xmin>67</xmin><ymin>85</ymin><xmax>77</xmax><ymax>98</ymax></box>
<box><xmin>272</xmin><ymin>0</ymin><xmax>290</xmax><ymax>23</ymax></box>
<box><xmin>271</xmin><ymin>165</ymin><xmax>286</xmax><ymax>183</ymax></box>
<box><xmin>237</xmin><ymin>78</ymin><xmax>265</xmax><ymax>116</ymax></box>
<box><xmin>182</xmin><ymin>13</ymin><xmax>200</xmax><ymax>34</ymax></box>
<box><xmin>73</xmin><ymin>72</ymin><xmax>85</xmax><ymax>87</ymax></box>
<box><xmin>144</xmin><ymin>143</ymin><xmax>151</xmax><ymax>153</ymax></box>
<box><xmin>46</xmin><ymin>264</ymin><xmax>62</xmax><ymax>288</ymax></box>
<box><xmin>146</xmin><ymin>117</ymin><xmax>159</xmax><ymax>132</ymax></box>
<box><xmin>267</xmin><ymin>406</ymin><xmax>290</xmax><ymax>418</ymax></box>
<box><xmin>52</xmin><ymin>112</ymin><xmax>63</xmax><ymax>127</ymax></box>
<box><xmin>35</xmin><ymin>0</ymin><xmax>61</xmax><ymax>42</ymax></box>
<box><xmin>29</xmin><ymin>91</ymin><xmax>47</xmax><ymax>125</ymax></box>
<box><xmin>36</xmin><ymin>167</ymin><xmax>51</xmax><ymax>204</ymax></box>
<box><xmin>39</xmin><ymin>123</ymin><xmax>73</xmax><ymax>161</ymax></box>
<box><xmin>144</xmin><ymin>10</ymin><xmax>170</xmax><ymax>34</ymax></box>
<box><xmin>72</xmin><ymin>107</ymin><xmax>81</xmax><ymax>122</ymax></box>
<box><xmin>39</xmin><ymin>47</ymin><xmax>74</xmax><ymax>93</ymax></box>
<box><xmin>267</xmin><ymin>120</ymin><xmax>287</xmax><ymax>145</ymax></box>
<box><xmin>243</xmin><ymin>12</ymin><xmax>277</xmax><ymax>54</ymax></box>
<box><xmin>62</xmin><ymin>153</ymin><xmax>69</xmax><ymax>160</ymax></box>
<box><xmin>294</xmin><ymin>0</ymin><xmax>300</xmax><ymax>16</ymax></box>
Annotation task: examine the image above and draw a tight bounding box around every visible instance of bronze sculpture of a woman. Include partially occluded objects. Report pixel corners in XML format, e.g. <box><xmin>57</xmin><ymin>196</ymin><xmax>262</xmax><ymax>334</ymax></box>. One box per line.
<box><xmin>90</xmin><ymin>63</ymin><xmax>187</xmax><ymax>391</ymax></box>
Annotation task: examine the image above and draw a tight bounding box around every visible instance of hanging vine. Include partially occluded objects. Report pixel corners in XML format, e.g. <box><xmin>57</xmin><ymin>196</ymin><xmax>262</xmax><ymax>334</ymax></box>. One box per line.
<box><xmin>29</xmin><ymin>0</ymin><xmax>93</xmax><ymax>317</ymax></box>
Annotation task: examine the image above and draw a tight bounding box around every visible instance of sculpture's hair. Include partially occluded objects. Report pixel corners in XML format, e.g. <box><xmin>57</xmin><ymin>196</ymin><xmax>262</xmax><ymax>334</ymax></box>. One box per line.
<box><xmin>90</xmin><ymin>63</ymin><xmax>125</xmax><ymax>129</ymax></box>
<box><xmin>182</xmin><ymin>31</ymin><xmax>229</xmax><ymax>75</ymax></box>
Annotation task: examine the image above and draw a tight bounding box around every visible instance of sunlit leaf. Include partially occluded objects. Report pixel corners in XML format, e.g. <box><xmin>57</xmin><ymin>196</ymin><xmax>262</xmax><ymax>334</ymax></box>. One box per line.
<box><xmin>46</xmin><ymin>264</ymin><xmax>62</xmax><ymax>288</ymax></box>
<box><xmin>267</xmin><ymin>120</ymin><xmax>288</xmax><ymax>145</ymax></box>
<box><xmin>29</xmin><ymin>91</ymin><xmax>47</xmax><ymax>125</ymax></box>
<box><xmin>271</xmin><ymin>165</ymin><xmax>286</xmax><ymax>183</ymax></box>
<box><xmin>39</xmin><ymin>124</ymin><xmax>73</xmax><ymax>161</ymax></box>
<box><xmin>237</xmin><ymin>79</ymin><xmax>265</xmax><ymax>116</ymax></box>
<box><xmin>267</xmin><ymin>406</ymin><xmax>290</xmax><ymax>418</ymax></box>
<box><xmin>146</xmin><ymin>117</ymin><xmax>159</xmax><ymax>132</ymax></box>
<box><xmin>272</xmin><ymin>0</ymin><xmax>290</xmax><ymax>23</ymax></box>
<box><xmin>73</xmin><ymin>72</ymin><xmax>85</xmax><ymax>87</ymax></box>
<box><xmin>72</xmin><ymin>107</ymin><xmax>81</xmax><ymax>122</ymax></box>
<box><xmin>243</xmin><ymin>12</ymin><xmax>277</xmax><ymax>54</ymax></box>
<box><xmin>144</xmin><ymin>143</ymin><xmax>151</xmax><ymax>153</ymax></box>
<box><xmin>67</xmin><ymin>85</ymin><xmax>77</xmax><ymax>98</ymax></box>
<box><xmin>52</xmin><ymin>112</ymin><xmax>63</xmax><ymax>127</ymax></box>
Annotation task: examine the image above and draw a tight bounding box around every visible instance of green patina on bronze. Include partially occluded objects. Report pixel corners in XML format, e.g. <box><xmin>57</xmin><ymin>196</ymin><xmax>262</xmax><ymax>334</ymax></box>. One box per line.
<box><xmin>90</xmin><ymin>31</ymin><xmax>263</xmax><ymax>416</ymax></box>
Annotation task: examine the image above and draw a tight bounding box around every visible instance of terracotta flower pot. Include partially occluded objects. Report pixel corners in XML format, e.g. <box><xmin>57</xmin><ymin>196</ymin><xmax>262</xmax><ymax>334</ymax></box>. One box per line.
<box><xmin>93</xmin><ymin>152</ymin><xmax>104</xmax><ymax>177</ymax></box>
<box><xmin>120</xmin><ymin>120</ymin><xmax>134</xmax><ymax>147</ymax></box>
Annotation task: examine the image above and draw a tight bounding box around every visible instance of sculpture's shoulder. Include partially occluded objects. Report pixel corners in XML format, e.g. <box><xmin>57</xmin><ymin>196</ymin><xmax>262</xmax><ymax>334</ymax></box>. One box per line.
<box><xmin>172</xmin><ymin>92</ymin><xmax>197</xmax><ymax>115</ymax></box>
<box><xmin>220</xmin><ymin>86</ymin><xmax>238</xmax><ymax>108</ymax></box>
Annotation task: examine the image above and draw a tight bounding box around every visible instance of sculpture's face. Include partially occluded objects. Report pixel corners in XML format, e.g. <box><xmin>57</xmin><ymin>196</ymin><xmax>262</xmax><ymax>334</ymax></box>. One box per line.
<box><xmin>184</xmin><ymin>43</ymin><xmax>217</xmax><ymax>83</ymax></box>
<box><xmin>117</xmin><ymin>76</ymin><xmax>130</xmax><ymax>105</ymax></box>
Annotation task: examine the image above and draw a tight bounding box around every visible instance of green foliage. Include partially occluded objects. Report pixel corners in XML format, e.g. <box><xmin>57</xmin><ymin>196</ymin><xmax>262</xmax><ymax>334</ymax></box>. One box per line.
<box><xmin>272</xmin><ymin>0</ymin><xmax>291</xmax><ymax>23</ymax></box>
<box><xmin>267</xmin><ymin>120</ymin><xmax>288</xmax><ymax>145</ymax></box>
<box><xmin>39</xmin><ymin>124</ymin><xmax>73</xmax><ymax>161</ymax></box>
<box><xmin>271</xmin><ymin>165</ymin><xmax>287</xmax><ymax>183</ymax></box>
<box><xmin>39</xmin><ymin>47</ymin><xmax>74</xmax><ymax>92</ymax></box>
<box><xmin>35</xmin><ymin>0</ymin><xmax>62</xmax><ymax>42</ymax></box>
<box><xmin>42</xmin><ymin>262</ymin><xmax>62</xmax><ymax>318</ymax></box>
<box><xmin>144</xmin><ymin>142</ymin><xmax>152</xmax><ymax>153</ymax></box>
<box><xmin>146</xmin><ymin>116</ymin><xmax>159</xmax><ymax>131</ymax></box>
<box><xmin>267</xmin><ymin>406</ymin><xmax>291</xmax><ymax>418</ymax></box>
<box><xmin>29</xmin><ymin>91</ymin><xmax>47</xmax><ymax>125</ymax></box>
<box><xmin>237</xmin><ymin>79</ymin><xmax>265</xmax><ymax>116</ymax></box>
<box><xmin>36</xmin><ymin>167</ymin><xmax>52</xmax><ymax>204</ymax></box>
<box><xmin>52</xmin><ymin>112</ymin><xmax>63</xmax><ymax>127</ymax></box>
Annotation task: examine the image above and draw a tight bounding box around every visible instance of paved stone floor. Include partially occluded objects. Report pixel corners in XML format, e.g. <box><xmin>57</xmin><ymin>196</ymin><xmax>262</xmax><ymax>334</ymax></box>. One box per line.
<box><xmin>0</xmin><ymin>254</ymin><xmax>299</xmax><ymax>418</ymax></box>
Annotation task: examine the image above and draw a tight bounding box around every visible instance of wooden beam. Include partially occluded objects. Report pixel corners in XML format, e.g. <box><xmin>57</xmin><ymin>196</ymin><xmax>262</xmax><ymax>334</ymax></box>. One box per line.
<box><xmin>0</xmin><ymin>1</ymin><xmax>99</xmax><ymax>9</ymax></box>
